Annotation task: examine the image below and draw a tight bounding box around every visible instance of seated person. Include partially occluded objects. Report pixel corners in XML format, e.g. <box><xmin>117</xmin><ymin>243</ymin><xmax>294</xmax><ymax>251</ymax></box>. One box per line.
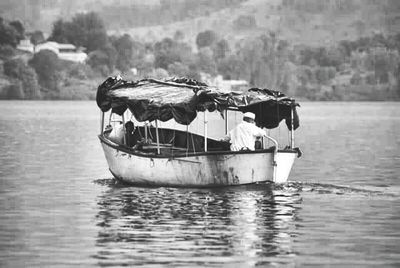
<box><xmin>223</xmin><ymin>112</ymin><xmax>267</xmax><ymax>151</ymax></box>
<box><xmin>125</xmin><ymin>121</ymin><xmax>138</xmax><ymax>147</ymax></box>
<box><xmin>107</xmin><ymin>122</ymin><xmax>124</xmax><ymax>144</ymax></box>
<box><xmin>103</xmin><ymin>124</ymin><xmax>113</xmax><ymax>135</ymax></box>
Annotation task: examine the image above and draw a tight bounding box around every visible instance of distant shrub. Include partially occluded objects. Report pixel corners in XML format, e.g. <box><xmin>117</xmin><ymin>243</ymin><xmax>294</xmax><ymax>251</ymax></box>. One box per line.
<box><xmin>4</xmin><ymin>82</ymin><xmax>25</xmax><ymax>99</ymax></box>
<box><xmin>167</xmin><ymin>62</ymin><xmax>190</xmax><ymax>77</ymax></box>
<box><xmin>196</xmin><ymin>47</ymin><xmax>217</xmax><ymax>76</ymax></box>
<box><xmin>233</xmin><ymin>15</ymin><xmax>257</xmax><ymax>30</ymax></box>
<box><xmin>315</xmin><ymin>67</ymin><xmax>333</xmax><ymax>84</ymax></box>
<box><xmin>87</xmin><ymin>46</ymin><xmax>117</xmax><ymax>76</ymax></box>
<box><xmin>366</xmin><ymin>73</ymin><xmax>376</xmax><ymax>85</ymax></box>
<box><xmin>0</xmin><ymin>18</ymin><xmax>25</xmax><ymax>47</ymax></box>
<box><xmin>29</xmin><ymin>49</ymin><xmax>62</xmax><ymax>92</ymax></box>
<box><xmin>49</xmin><ymin>12</ymin><xmax>108</xmax><ymax>53</ymax></box>
<box><xmin>0</xmin><ymin>45</ymin><xmax>15</xmax><ymax>60</ymax></box>
<box><xmin>195</xmin><ymin>30</ymin><xmax>218</xmax><ymax>49</ymax></box>
<box><xmin>212</xmin><ymin>39</ymin><xmax>230</xmax><ymax>60</ymax></box>
<box><xmin>111</xmin><ymin>34</ymin><xmax>135</xmax><ymax>73</ymax></box>
<box><xmin>3</xmin><ymin>58</ymin><xmax>41</xmax><ymax>99</ymax></box>
<box><xmin>58</xmin><ymin>84</ymin><xmax>92</xmax><ymax>100</ymax></box>
<box><xmin>350</xmin><ymin>72</ymin><xmax>362</xmax><ymax>85</ymax></box>
<box><xmin>65</xmin><ymin>62</ymin><xmax>97</xmax><ymax>80</ymax></box>
<box><xmin>150</xmin><ymin>68</ymin><xmax>169</xmax><ymax>79</ymax></box>
<box><xmin>30</xmin><ymin>30</ymin><xmax>45</xmax><ymax>47</ymax></box>
<box><xmin>154</xmin><ymin>38</ymin><xmax>193</xmax><ymax>70</ymax></box>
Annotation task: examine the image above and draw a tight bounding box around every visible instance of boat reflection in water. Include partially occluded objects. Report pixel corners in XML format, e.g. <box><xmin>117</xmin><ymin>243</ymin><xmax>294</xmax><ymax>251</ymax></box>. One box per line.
<box><xmin>93</xmin><ymin>182</ymin><xmax>302</xmax><ymax>267</ymax></box>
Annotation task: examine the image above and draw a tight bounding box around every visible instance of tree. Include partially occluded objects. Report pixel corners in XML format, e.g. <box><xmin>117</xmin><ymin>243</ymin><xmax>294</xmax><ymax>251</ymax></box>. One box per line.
<box><xmin>3</xmin><ymin>58</ymin><xmax>41</xmax><ymax>99</ymax></box>
<box><xmin>396</xmin><ymin>62</ymin><xmax>400</xmax><ymax>96</ymax></box>
<box><xmin>315</xmin><ymin>67</ymin><xmax>335</xmax><ymax>84</ymax></box>
<box><xmin>49</xmin><ymin>12</ymin><xmax>108</xmax><ymax>52</ymax></box>
<box><xmin>217</xmin><ymin>54</ymin><xmax>245</xmax><ymax>80</ymax></box>
<box><xmin>353</xmin><ymin>19</ymin><xmax>366</xmax><ymax>37</ymax></box>
<box><xmin>130</xmin><ymin>40</ymin><xmax>147</xmax><ymax>70</ymax></box>
<box><xmin>173</xmin><ymin>30</ymin><xmax>184</xmax><ymax>41</ymax></box>
<box><xmin>0</xmin><ymin>45</ymin><xmax>15</xmax><ymax>60</ymax></box>
<box><xmin>167</xmin><ymin>62</ymin><xmax>190</xmax><ymax>77</ymax></box>
<box><xmin>154</xmin><ymin>38</ymin><xmax>179</xmax><ymax>69</ymax></box>
<box><xmin>9</xmin><ymin>20</ymin><xmax>24</xmax><ymax>40</ymax></box>
<box><xmin>297</xmin><ymin>65</ymin><xmax>316</xmax><ymax>86</ymax></box>
<box><xmin>69</xmin><ymin>12</ymin><xmax>108</xmax><ymax>52</ymax></box>
<box><xmin>236</xmin><ymin>37</ymin><xmax>265</xmax><ymax>86</ymax></box>
<box><xmin>29</xmin><ymin>50</ymin><xmax>62</xmax><ymax>91</ymax></box>
<box><xmin>4</xmin><ymin>82</ymin><xmax>25</xmax><ymax>99</ymax></box>
<box><xmin>30</xmin><ymin>30</ymin><xmax>45</xmax><ymax>53</ymax></box>
<box><xmin>350</xmin><ymin>71</ymin><xmax>362</xmax><ymax>85</ymax></box>
<box><xmin>364</xmin><ymin>48</ymin><xmax>399</xmax><ymax>84</ymax></box>
<box><xmin>212</xmin><ymin>39</ymin><xmax>230</xmax><ymax>61</ymax></box>
<box><xmin>87</xmin><ymin>45</ymin><xmax>117</xmax><ymax>76</ymax></box>
<box><xmin>271</xmin><ymin>59</ymin><xmax>297</xmax><ymax>94</ymax></box>
<box><xmin>48</xmin><ymin>19</ymin><xmax>69</xmax><ymax>43</ymax></box>
<box><xmin>112</xmin><ymin>34</ymin><xmax>134</xmax><ymax>72</ymax></box>
<box><xmin>66</xmin><ymin>62</ymin><xmax>95</xmax><ymax>80</ymax></box>
<box><xmin>153</xmin><ymin>38</ymin><xmax>193</xmax><ymax>70</ymax></box>
<box><xmin>0</xmin><ymin>18</ymin><xmax>22</xmax><ymax>47</ymax></box>
<box><xmin>196</xmin><ymin>47</ymin><xmax>217</xmax><ymax>75</ymax></box>
<box><xmin>196</xmin><ymin>30</ymin><xmax>217</xmax><ymax>49</ymax></box>
<box><xmin>150</xmin><ymin>68</ymin><xmax>169</xmax><ymax>79</ymax></box>
<box><xmin>233</xmin><ymin>15</ymin><xmax>257</xmax><ymax>30</ymax></box>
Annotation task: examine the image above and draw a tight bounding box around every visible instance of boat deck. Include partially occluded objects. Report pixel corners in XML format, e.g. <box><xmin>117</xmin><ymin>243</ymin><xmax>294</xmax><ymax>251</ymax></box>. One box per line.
<box><xmin>105</xmin><ymin>125</ymin><xmax>231</xmax><ymax>154</ymax></box>
<box><xmin>99</xmin><ymin>125</ymin><xmax>288</xmax><ymax>159</ymax></box>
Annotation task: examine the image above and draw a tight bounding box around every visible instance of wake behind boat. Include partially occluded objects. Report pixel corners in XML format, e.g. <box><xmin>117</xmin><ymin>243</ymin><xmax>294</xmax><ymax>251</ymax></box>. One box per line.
<box><xmin>96</xmin><ymin>76</ymin><xmax>301</xmax><ymax>187</ymax></box>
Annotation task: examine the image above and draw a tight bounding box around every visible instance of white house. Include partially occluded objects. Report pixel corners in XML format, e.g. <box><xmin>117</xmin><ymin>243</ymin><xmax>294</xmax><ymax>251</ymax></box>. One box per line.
<box><xmin>17</xmin><ymin>39</ymin><xmax>35</xmax><ymax>53</ymax></box>
<box><xmin>17</xmin><ymin>40</ymin><xmax>88</xmax><ymax>63</ymax></box>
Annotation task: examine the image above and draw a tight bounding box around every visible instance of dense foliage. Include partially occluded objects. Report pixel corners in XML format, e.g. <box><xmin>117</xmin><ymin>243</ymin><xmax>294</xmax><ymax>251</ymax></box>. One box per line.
<box><xmin>4</xmin><ymin>58</ymin><xmax>40</xmax><ymax>99</ymax></box>
<box><xmin>48</xmin><ymin>12</ymin><xmax>108</xmax><ymax>53</ymax></box>
<box><xmin>0</xmin><ymin>18</ymin><xmax>24</xmax><ymax>47</ymax></box>
<box><xmin>0</xmin><ymin>11</ymin><xmax>399</xmax><ymax>101</ymax></box>
<box><xmin>99</xmin><ymin>0</ymin><xmax>246</xmax><ymax>28</ymax></box>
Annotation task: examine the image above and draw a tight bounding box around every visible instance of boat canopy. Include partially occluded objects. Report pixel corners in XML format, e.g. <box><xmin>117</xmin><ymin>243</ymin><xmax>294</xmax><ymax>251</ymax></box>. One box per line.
<box><xmin>96</xmin><ymin>76</ymin><xmax>300</xmax><ymax>130</ymax></box>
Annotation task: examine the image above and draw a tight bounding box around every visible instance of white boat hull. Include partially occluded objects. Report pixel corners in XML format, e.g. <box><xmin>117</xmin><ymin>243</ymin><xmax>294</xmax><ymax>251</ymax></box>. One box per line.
<box><xmin>100</xmin><ymin>137</ymin><xmax>296</xmax><ymax>186</ymax></box>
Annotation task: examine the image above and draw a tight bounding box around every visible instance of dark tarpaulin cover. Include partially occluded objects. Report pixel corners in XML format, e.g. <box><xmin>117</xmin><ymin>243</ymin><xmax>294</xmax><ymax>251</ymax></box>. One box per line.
<box><xmin>96</xmin><ymin>76</ymin><xmax>300</xmax><ymax>130</ymax></box>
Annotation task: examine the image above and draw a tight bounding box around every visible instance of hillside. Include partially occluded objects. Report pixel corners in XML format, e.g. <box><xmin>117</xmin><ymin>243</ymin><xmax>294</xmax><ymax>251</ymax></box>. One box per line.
<box><xmin>2</xmin><ymin>0</ymin><xmax>399</xmax><ymax>48</ymax></box>
<box><xmin>1</xmin><ymin>0</ymin><xmax>399</xmax><ymax>101</ymax></box>
<box><xmin>107</xmin><ymin>0</ymin><xmax>400</xmax><ymax>49</ymax></box>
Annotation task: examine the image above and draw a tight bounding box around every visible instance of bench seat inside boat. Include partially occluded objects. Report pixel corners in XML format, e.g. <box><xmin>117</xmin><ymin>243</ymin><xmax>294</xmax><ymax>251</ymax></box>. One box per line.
<box><xmin>127</xmin><ymin>126</ymin><xmax>230</xmax><ymax>154</ymax></box>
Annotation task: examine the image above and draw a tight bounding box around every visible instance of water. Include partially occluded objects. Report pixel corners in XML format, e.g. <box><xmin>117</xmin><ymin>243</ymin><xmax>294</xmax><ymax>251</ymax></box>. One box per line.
<box><xmin>0</xmin><ymin>101</ymin><xmax>399</xmax><ymax>267</ymax></box>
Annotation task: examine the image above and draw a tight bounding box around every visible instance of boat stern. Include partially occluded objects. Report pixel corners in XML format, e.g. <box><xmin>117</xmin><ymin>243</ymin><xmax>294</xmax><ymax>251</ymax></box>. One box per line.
<box><xmin>274</xmin><ymin>151</ymin><xmax>297</xmax><ymax>183</ymax></box>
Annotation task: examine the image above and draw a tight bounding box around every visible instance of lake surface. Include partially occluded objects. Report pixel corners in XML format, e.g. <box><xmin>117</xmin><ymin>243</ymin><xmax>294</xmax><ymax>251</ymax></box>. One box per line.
<box><xmin>0</xmin><ymin>101</ymin><xmax>399</xmax><ymax>267</ymax></box>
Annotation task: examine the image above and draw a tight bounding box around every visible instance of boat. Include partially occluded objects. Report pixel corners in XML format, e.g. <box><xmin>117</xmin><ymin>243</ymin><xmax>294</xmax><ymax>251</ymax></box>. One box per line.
<box><xmin>96</xmin><ymin>76</ymin><xmax>301</xmax><ymax>187</ymax></box>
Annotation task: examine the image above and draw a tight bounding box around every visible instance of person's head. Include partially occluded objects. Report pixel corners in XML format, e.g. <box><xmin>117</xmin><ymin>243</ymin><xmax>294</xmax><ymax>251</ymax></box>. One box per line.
<box><xmin>104</xmin><ymin>124</ymin><xmax>113</xmax><ymax>134</ymax></box>
<box><xmin>125</xmin><ymin>121</ymin><xmax>134</xmax><ymax>131</ymax></box>
<box><xmin>243</xmin><ymin>112</ymin><xmax>256</xmax><ymax>123</ymax></box>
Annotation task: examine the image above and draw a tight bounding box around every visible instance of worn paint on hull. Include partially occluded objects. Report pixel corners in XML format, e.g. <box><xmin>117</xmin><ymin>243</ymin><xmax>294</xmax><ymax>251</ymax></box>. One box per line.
<box><xmin>100</xmin><ymin>138</ymin><xmax>296</xmax><ymax>186</ymax></box>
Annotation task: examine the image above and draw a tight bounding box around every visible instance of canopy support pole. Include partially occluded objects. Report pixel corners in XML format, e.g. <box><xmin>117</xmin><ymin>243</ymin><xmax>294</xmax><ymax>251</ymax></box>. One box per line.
<box><xmin>155</xmin><ymin>120</ymin><xmax>160</xmax><ymax>154</ymax></box>
<box><xmin>144</xmin><ymin>122</ymin><xmax>148</xmax><ymax>142</ymax></box>
<box><xmin>290</xmin><ymin>102</ymin><xmax>295</xmax><ymax>149</ymax></box>
<box><xmin>204</xmin><ymin>112</ymin><xmax>208</xmax><ymax>152</ymax></box>
<box><xmin>224</xmin><ymin>110</ymin><xmax>228</xmax><ymax>135</ymax></box>
<box><xmin>122</xmin><ymin>113</ymin><xmax>126</xmax><ymax>145</ymax></box>
<box><xmin>100</xmin><ymin>111</ymin><xmax>104</xmax><ymax>135</ymax></box>
<box><xmin>108</xmin><ymin>111</ymin><xmax>112</xmax><ymax>125</ymax></box>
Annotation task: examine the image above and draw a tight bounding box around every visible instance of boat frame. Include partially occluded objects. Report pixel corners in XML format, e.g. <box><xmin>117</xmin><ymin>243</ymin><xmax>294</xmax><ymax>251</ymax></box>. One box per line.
<box><xmin>98</xmin><ymin>108</ymin><xmax>299</xmax><ymax>187</ymax></box>
<box><xmin>96</xmin><ymin>76</ymin><xmax>300</xmax><ymax>187</ymax></box>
